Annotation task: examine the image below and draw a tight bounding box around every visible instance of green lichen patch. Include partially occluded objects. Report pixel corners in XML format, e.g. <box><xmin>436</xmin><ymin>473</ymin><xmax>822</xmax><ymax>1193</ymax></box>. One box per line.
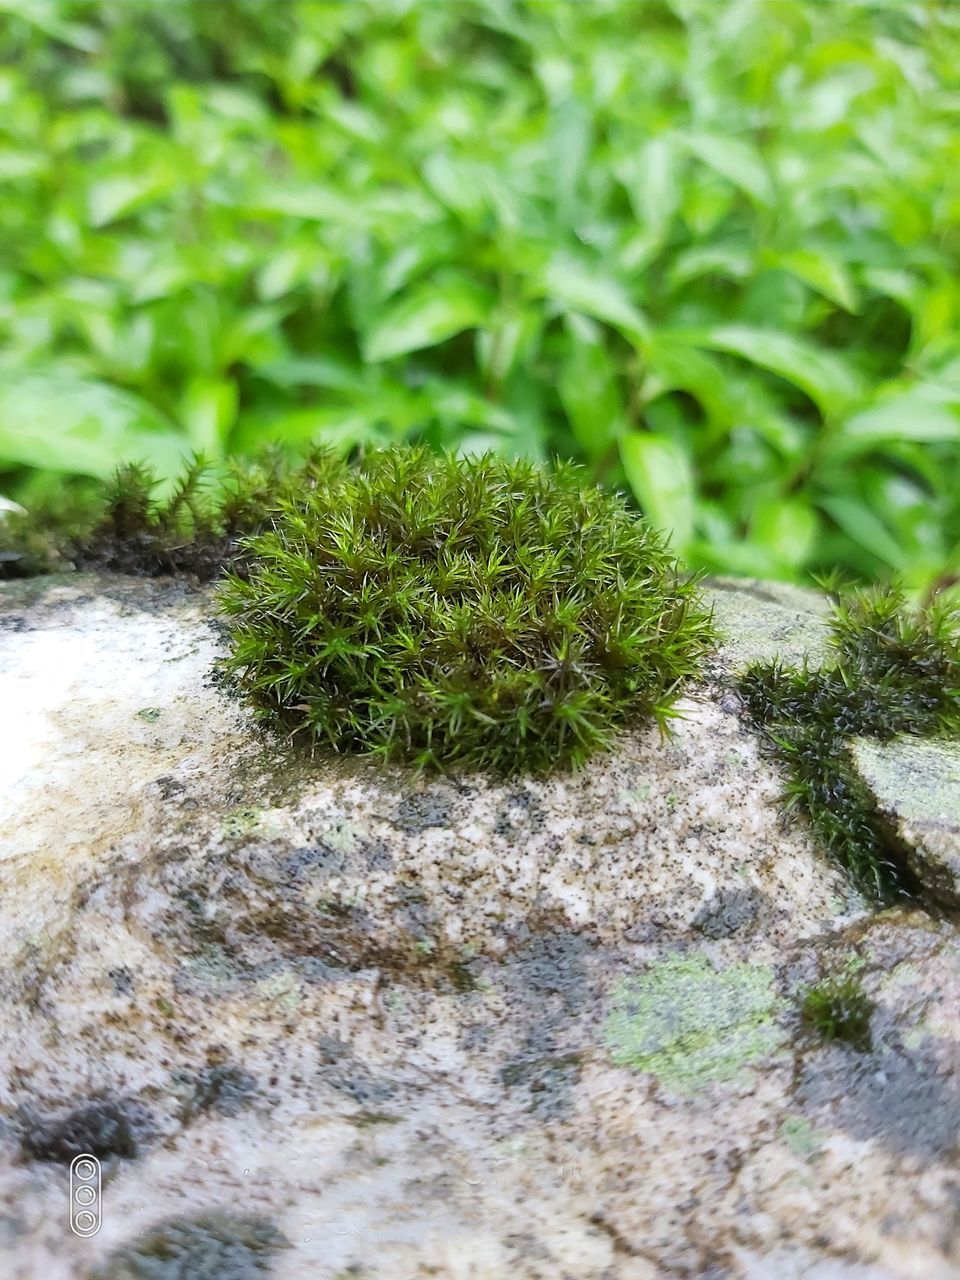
<box><xmin>605</xmin><ymin>952</ymin><xmax>783</xmax><ymax>1092</ymax></box>
<box><xmin>781</xmin><ymin>1114</ymin><xmax>826</xmax><ymax>1162</ymax></box>
<box><xmin>737</xmin><ymin>583</ymin><xmax>960</xmax><ymax>902</ymax></box>
<box><xmin>218</xmin><ymin>446</ymin><xmax>714</xmax><ymax>774</ymax></box>
<box><xmin>221</xmin><ymin>807</ymin><xmax>262</xmax><ymax>839</ymax></box>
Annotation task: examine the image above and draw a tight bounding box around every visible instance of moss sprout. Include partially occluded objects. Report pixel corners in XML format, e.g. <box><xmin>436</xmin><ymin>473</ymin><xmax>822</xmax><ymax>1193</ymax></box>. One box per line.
<box><xmin>737</xmin><ymin>583</ymin><xmax>960</xmax><ymax>901</ymax></box>
<box><xmin>800</xmin><ymin>972</ymin><xmax>874</xmax><ymax>1051</ymax></box>
<box><xmin>0</xmin><ymin>448</ymin><xmax>333</xmax><ymax>581</ymax></box>
<box><xmin>217</xmin><ymin>446</ymin><xmax>714</xmax><ymax>774</ymax></box>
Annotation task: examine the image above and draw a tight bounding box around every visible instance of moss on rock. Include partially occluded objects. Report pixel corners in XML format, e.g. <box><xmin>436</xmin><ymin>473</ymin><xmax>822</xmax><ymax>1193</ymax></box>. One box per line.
<box><xmin>218</xmin><ymin>446</ymin><xmax>715</xmax><ymax>774</ymax></box>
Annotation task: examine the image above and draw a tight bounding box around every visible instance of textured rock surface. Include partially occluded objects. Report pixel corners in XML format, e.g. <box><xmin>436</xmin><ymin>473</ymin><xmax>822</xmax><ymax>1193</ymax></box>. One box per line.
<box><xmin>852</xmin><ymin>736</ymin><xmax>960</xmax><ymax>908</ymax></box>
<box><xmin>0</xmin><ymin>575</ymin><xmax>958</xmax><ymax>1279</ymax></box>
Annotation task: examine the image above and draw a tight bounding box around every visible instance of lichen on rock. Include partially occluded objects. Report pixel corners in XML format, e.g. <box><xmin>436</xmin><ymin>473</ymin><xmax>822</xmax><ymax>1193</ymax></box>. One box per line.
<box><xmin>605</xmin><ymin>951</ymin><xmax>783</xmax><ymax>1091</ymax></box>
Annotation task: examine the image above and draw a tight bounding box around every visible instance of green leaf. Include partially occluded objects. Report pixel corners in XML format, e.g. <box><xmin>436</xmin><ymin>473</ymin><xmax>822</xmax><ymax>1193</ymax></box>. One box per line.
<box><xmin>87</xmin><ymin>171</ymin><xmax>175</xmax><ymax>228</ymax></box>
<box><xmin>557</xmin><ymin>316</ymin><xmax>623</xmax><ymax>459</ymax></box>
<box><xmin>180</xmin><ymin>377</ymin><xmax>238</xmax><ymax>458</ymax></box>
<box><xmin>817</xmin><ymin>494</ymin><xmax>907</xmax><ymax>569</ymax></box>
<box><xmin>671</xmin><ymin>325</ymin><xmax>863</xmax><ymax>417</ymax></box>
<box><xmin>620</xmin><ymin>136</ymin><xmax>679</xmax><ymax>241</ymax></box>
<box><xmin>362</xmin><ymin>280</ymin><xmax>492</xmax><ymax>362</ymax></box>
<box><xmin>773</xmin><ymin>248</ymin><xmax>859</xmax><ymax>313</ymax></box>
<box><xmin>619</xmin><ymin>432</ymin><xmax>695</xmax><ymax>554</ymax></box>
<box><xmin>540</xmin><ymin>255</ymin><xmax>650</xmax><ymax>348</ymax></box>
<box><xmin>749</xmin><ymin>496</ymin><xmax>818</xmax><ymax>569</ymax></box>
<box><xmin>679</xmin><ymin>132</ymin><xmax>773</xmax><ymax>206</ymax></box>
<box><xmin>0</xmin><ymin>372</ymin><xmax>187</xmax><ymax>478</ymax></box>
<box><xmin>254</xmin><ymin>358</ymin><xmax>367</xmax><ymax>393</ymax></box>
<box><xmin>830</xmin><ymin>394</ymin><xmax>960</xmax><ymax>457</ymax></box>
<box><xmin>644</xmin><ymin>333</ymin><xmax>734</xmax><ymax>431</ymax></box>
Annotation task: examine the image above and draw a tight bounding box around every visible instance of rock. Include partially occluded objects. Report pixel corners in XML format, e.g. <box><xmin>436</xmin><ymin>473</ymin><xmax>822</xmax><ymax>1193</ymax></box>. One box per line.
<box><xmin>851</xmin><ymin>736</ymin><xmax>960</xmax><ymax>907</ymax></box>
<box><xmin>704</xmin><ymin>576</ymin><xmax>833</xmax><ymax>671</ymax></box>
<box><xmin>1</xmin><ymin>574</ymin><xmax>959</xmax><ymax>1280</ymax></box>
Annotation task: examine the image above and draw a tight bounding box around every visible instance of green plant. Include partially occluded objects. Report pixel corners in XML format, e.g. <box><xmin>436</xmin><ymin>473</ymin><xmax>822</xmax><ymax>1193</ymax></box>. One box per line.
<box><xmin>800</xmin><ymin>971</ymin><xmax>874</xmax><ymax>1050</ymax></box>
<box><xmin>0</xmin><ymin>448</ymin><xmax>326</xmax><ymax>579</ymax></box>
<box><xmin>737</xmin><ymin>583</ymin><xmax>960</xmax><ymax>900</ymax></box>
<box><xmin>2</xmin><ymin>1</ymin><xmax>960</xmax><ymax>587</ymax></box>
<box><xmin>217</xmin><ymin>445</ymin><xmax>715</xmax><ymax>774</ymax></box>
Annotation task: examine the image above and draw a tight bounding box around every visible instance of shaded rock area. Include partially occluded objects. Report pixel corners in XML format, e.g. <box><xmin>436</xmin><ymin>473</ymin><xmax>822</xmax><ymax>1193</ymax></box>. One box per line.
<box><xmin>0</xmin><ymin>574</ymin><xmax>958</xmax><ymax>1279</ymax></box>
<box><xmin>852</xmin><ymin>736</ymin><xmax>960</xmax><ymax>908</ymax></box>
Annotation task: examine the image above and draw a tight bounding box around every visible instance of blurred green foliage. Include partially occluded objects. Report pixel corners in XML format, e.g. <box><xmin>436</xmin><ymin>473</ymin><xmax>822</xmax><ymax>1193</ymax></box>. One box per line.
<box><xmin>2</xmin><ymin>0</ymin><xmax>960</xmax><ymax>584</ymax></box>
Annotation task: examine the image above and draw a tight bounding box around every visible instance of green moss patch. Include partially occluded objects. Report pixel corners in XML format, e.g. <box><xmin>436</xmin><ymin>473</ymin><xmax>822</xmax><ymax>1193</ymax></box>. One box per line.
<box><xmin>605</xmin><ymin>952</ymin><xmax>782</xmax><ymax>1092</ymax></box>
<box><xmin>218</xmin><ymin>446</ymin><xmax>714</xmax><ymax>774</ymax></box>
<box><xmin>736</xmin><ymin>584</ymin><xmax>960</xmax><ymax>902</ymax></box>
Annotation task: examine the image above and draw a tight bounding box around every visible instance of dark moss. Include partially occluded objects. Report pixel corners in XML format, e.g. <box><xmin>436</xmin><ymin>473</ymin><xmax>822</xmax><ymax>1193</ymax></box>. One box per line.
<box><xmin>91</xmin><ymin>1211</ymin><xmax>289</xmax><ymax>1279</ymax></box>
<box><xmin>800</xmin><ymin>973</ymin><xmax>874</xmax><ymax>1051</ymax></box>
<box><xmin>693</xmin><ymin>887</ymin><xmax>766</xmax><ymax>939</ymax></box>
<box><xmin>218</xmin><ymin>446</ymin><xmax>715</xmax><ymax>775</ymax></box>
<box><xmin>174</xmin><ymin>1064</ymin><xmax>258</xmax><ymax>1122</ymax></box>
<box><xmin>20</xmin><ymin>1096</ymin><xmax>152</xmax><ymax>1164</ymax></box>
<box><xmin>736</xmin><ymin>583</ymin><xmax>960</xmax><ymax>902</ymax></box>
<box><xmin>498</xmin><ymin>1051</ymin><xmax>583</xmax><ymax>1118</ymax></box>
<box><xmin>323</xmin><ymin>1065</ymin><xmax>396</xmax><ymax>1108</ymax></box>
<box><xmin>108</xmin><ymin>966</ymin><xmax>135</xmax><ymax>995</ymax></box>
<box><xmin>393</xmin><ymin>788</ymin><xmax>456</xmax><ymax>833</ymax></box>
<box><xmin>1</xmin><ymin>448</ymin><xmax>339</xmax><ymax>582</ymax></box>
<box><xmin>445</xmin><ymin>959</ymin><xmax>480</xmax><ymax>993</ymax></box>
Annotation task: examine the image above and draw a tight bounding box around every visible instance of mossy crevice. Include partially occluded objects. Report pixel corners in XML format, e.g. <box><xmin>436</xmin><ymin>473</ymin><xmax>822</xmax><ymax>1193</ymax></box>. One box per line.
<box><xmin>736</xmin><ymin>584</ymin><xmax>960</xmax><ymax>904</ymax></box>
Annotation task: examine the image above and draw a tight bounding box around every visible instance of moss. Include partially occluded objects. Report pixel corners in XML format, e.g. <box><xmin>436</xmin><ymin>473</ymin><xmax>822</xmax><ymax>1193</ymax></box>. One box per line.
<box><xmin>92</xmin><ymin>1212</ymin><xmax>289</xmax><ymax>1279</ymax></box>
<box><xmin>20</xmin><ymin>1096</ymin><xmax>152</xmax><ymax>1164</ymax></box>
<box><xmin>0</xmin><ymin>448</ymin><xmax>337</xmax><ymax>581</ymax></box>
<box><xmin>605</xmin><ymin>952</ymin><xmax>782</xmax><ymax>1092</ymax></box>
<box><xmin>218</xmin><ymin>445</ymin><xmax>714</xmax><ymax>774</ymax></box>
<box><xmin>173</xmin><ymin>1064</ymin><xmax>257</xmax><ymax>1122</ymax></box>
<box><xmin>800</xmin><ymin>972</ymin><xmax>874</xmax><ymax>1051</ymax></box>
<box><xmin>736</xmin><ymin>583</ymin><xmax>960</xmax><ymax>902</ymax></box>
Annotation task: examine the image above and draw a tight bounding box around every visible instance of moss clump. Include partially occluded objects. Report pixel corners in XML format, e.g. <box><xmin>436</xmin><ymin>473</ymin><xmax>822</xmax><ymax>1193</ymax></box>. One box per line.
<box><xmin>800</xmin><ymin>972</ymin><xmax>874</xmax><ymax>1051</ymax></box>
<box><xmin>92</xmin><ymin>1212</ymin><xmax>288</xmax><ymax>1279</ymax></box>
<box><xmin>737</xmin><ymin>583</ymin><xmax>960</xmax><ymax>901</ymax></box>
<box><xmin>218</xmin><ymin>446</ymin><xmax>714</xmax><ymax>774</ymax></box>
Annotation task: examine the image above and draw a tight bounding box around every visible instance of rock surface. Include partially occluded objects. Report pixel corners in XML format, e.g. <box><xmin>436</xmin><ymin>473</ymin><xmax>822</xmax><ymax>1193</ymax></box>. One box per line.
<box><xmin>852</xmin><ymin>736</ymin><xmax>960</xmax><ymax>908</ymax></box>
<box><xmin>0</xmin><ymin>574</ymin><xmax>958</xmax><ymax>1280</ymax></box>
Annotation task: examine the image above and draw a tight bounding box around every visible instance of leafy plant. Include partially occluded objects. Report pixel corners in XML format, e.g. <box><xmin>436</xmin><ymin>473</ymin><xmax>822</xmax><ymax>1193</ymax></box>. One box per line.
<box><xmin>737</xmin><ymin>582</ymin><xmax>960</xmax><ymax>900</ymax></box>
<box><xmin>217</xmin><ymin>445</ymin><xmax>715</xmax><ymax>774</ymax></box>
<box><xmin>1</xmin><ymin>1</ymin><xmax>960</xmax><ymax>587</ymax></box>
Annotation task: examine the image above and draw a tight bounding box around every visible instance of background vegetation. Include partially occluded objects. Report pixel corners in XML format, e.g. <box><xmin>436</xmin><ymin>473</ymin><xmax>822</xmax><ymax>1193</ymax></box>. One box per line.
<box><xmin>2</xmin><ymin>0</ymin><xmax>960</xmax><ymax>584</ymax></box>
